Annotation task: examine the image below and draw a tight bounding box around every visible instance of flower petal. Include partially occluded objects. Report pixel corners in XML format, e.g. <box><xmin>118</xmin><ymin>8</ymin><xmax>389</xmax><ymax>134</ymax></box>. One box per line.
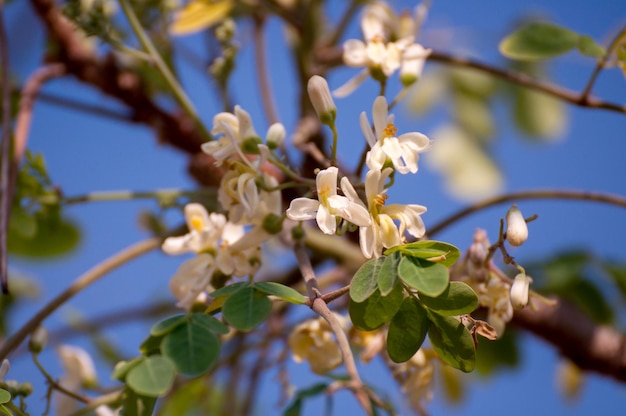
<box><xmin>286</xmin><ymin>198</ymin><xmax>320</xmax><ymax>221</ymax></box>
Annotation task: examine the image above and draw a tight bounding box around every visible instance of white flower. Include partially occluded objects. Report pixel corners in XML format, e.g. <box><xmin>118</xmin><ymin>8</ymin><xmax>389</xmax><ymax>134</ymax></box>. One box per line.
<box><xmin>505</xmin><ymin>204</ymin><xmax>528</xmax><ymax>246</ymax></box>
<box><xmin>169</xmin><ymin>254</ymin><xmax>215</xmax><ymax>310</ymax></box>
<box><xmin>347</xmin><ymin>168</ymin><xmax>426</xmax><ymax>258</ymax></box>
<box><xmin>0</xmin><ymin>359</ymin><xmax>9</xmax><ymax>380</ymax></box>
<box><xmin>361</xmin><ymin>96</ymin><xmax>430</xmax><ymax>174</ymax></box>
<box><xmin>390</xmin><ymin>349</ymin><xmax>435</xmax><ymax>415</ymax></box>
<box><xmin>288</xmin><ymin>317</ymin><xmax>343</xmax><ymax>374</ymax></box>
<box><xmin>201</xmin><ymin>106</ymin><xmax>260</xmax><ymax>164</ymax></box>
<box><xmin>510</xmin><ymin>272</ymin><xmax>531</xmax><ymax>310</ymax></box>
<box><xmin>286</xmin><ymin>166</ymin><xmax>370</xmax><ymax>234</ymax></box>
<box><xmin>162</xmin><ymin>203</ymin><xmax>226</xmax><ymax>255</ymax></box>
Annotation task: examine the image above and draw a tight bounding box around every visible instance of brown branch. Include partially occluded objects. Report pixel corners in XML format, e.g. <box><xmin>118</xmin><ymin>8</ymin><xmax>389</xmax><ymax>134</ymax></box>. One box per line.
<box><xmin>513</xmin><ymin>299</ymin><xmax>626</xmax><ymax>382</ymax></box>
<box><xmin>315</xmin><ymin>45</ymin><xmax>626</xmax><ymax>115</ymax></box>
<box><xmin>0</xmin><ymin>0</ymin><xmax>11</xmax><ymax>294</ymax></box>
<box><xmin>428</xmin><ymin>189</ymin><xmax>626</xmax><ymax>238</ymax></box>
<box><xmin>253</xmin><ymin>13</ymin><xmax>279</xmax><ymax>126</ymax></box>
<box><xmin>29</xmin><ymin>0</ymin><xmax>204</xmax><ymax>155</ymax></box>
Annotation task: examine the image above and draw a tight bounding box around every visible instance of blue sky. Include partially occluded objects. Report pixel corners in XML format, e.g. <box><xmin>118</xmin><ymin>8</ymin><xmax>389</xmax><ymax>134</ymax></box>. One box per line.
<box><xmin>5</xmin><ymin>0</ymin><xmax>626</xmax><ymax>414</ymax></box>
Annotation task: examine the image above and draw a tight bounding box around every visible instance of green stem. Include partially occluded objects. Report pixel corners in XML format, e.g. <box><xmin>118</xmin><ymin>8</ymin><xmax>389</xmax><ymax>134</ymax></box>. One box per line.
<box><xmin>118</xmin><ymin>0</ymin><xmax>212</xmax><ymax>141</ymax></box>
<box><xmin>39</xmin><ymin>188</ymin><xmax>216</xmax><ymax>206</ymax></box>
<box><xmin>329</xmin><ymin>123</ymin><xmax>339</xmax><ymax>166</ymax></box>
<box><xmin>580</xmin><ymin>27</ymin><xmax>626</xmax><ymax>101</ymax></box>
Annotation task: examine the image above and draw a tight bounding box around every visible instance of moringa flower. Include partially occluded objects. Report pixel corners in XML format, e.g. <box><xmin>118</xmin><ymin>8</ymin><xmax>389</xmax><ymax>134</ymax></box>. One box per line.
<box><xmin>162</xmin><ymin>203</ymin><xmax>227</xmax><ymax>255</ymax></box>
<box><xmin>510</xmin><ymin>272</ymin><xmax>531</xmax><ymax>310</ymax></box>
<box><xmin>505</xmin><ymin>204</ymin><xmax>528</xmax><ymax>246</ymax></box>
<box><xmin>286</xmin><ymin>166</ymin><xmax>370</xmax><ymax>234</ymax></box>
<box><xmin>345</xmin><ymin>168</ymin><xmax>426</xmax><ymax>258</ymax></box>
<box><xmin>288</xmin><ymin>317</ymin><xmax>344</xmax><ymax>374</ymax></box>
<box><xmin>361</xmin><ymin>96</ymin><xmax>430</xmax><ymax>174</ymax></box>
<box><xmin>202</xmin><ymin>106</ymin><xmax>262</xmax><ymax>164</ymax></box>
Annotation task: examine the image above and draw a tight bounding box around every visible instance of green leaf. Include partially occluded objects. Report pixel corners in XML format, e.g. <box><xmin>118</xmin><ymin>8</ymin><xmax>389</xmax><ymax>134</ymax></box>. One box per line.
<box><xmin>386</xmin><ymin>241</ymin><xmax>460</xmax><ymax>268</ymax></box>
<box><xmin>350</xmin><ymin>257</ymin><xmax>386</xmax><ymax>302</ymax></box>
<box><xmin>378</xmin><ymin>251</ymin><xmax>401</xmax><ymax>296</ymax></box>
<box><xmin>475</xmin><ymin>330</ymin><xmax>520</xmax><ymax>376</ymax></box>
<box><xmin>7</xmin><ymin>216</ymin><xmax>81</xmax><ymax>258</ymax></box>
<box><xmin>161</xmin><ymin>319</ymin><xmax>221</xmax><ymax>376</ymax></box>
<box><xmin>349</xmin><ymin>284</ymin><xmax>404</xmax><ymax>331</ymax></box>
<box><xmin>126</xmin><ymin>355</ymin><xmax>176</xmax><ymax>397</ymax></box>
<box><xmin>7</xmin><ymin>209</ymin><xmax>37</xmax><ymax>239</ymax></box>
<box><xmin>514</xmin><ymin>87</ymin><xmax>566</xmax><ymax>139</ymax></box>
<box><xmin>210</xmin><ymin>282</ymin><xmax>249</xmax><ymax>298</ymax></box>
<box><xmin>284</xmin><ymin>383</ymin><xmax>329</xmax><ymax>416</ymax></box>
<box><xmin>254</xmin><ymin>282</ymin><xmax>307</xmax><ymax>304</ymax></box>
<box><xmin>387</xmin><ymin>297</ymin><xmax>429</xmax><ymax>363</ymax></box>
<box><xmin>150</xmin><ymin>315</ymin><xmax>188</xmax><ymax>336</ymax></box>
<box><xmin>0</xmin><ymin>389</ymin><xmax>10</xmax><ymax>404</ymax></box>
<box><xmin>139</xmin><ymin>334</ymin><xmax>163</xmax><ymax>356</ymax></box>
<box><xmin>398</xmin><ymin>256</ymin><xmax>449</xmax><ymax>297</ymax></box>
<box><xmin>112</xmin><ymin>357</ymin><xmax>144</xmax><ymax>381</ymax></box>
<box><xmin>189</xmin><ymin>313</ymin><xmax>229</xmax><ymax>334</ymax></box>
<box><xmin>499</xmin><ymin>22</ymin><xmax>579</xmax><ymax>60</ymax></box>
<box><xmin>577</xmin><ymin>35</ymin><xmax>606</xmax><ymax>58</ymax></box>
<box><xmin>427</xmin><ymin>313</ymin><xmax>475</xmax><ymax>372</ymax></box>
<box><xmin>120</xmin><ymin>387</ymin><xmax>158</xmax><ymax>416</ymax></box>
<box><xmin>419</xmin><ymin>282</ymin><xmax>478</xmax><ymax>316</ymax></box>
<box><xmin>222</xmin><ymin>287</ymin><xmax>272</xmax><ymax>331</ymax></box>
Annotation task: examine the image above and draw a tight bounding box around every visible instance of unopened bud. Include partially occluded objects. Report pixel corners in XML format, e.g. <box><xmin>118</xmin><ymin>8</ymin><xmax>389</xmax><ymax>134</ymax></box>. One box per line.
<box><xmin>28</xmin><ymin>326</ymin><xmax>48</xmax><ymax>354</ymax></box>
<box><xmin>400</xmin><ymin>44</ymin><xmax>431</xmax><ymax>86</ymax></box>
<box><xmin>0</xmin><ymin>359</ymin><xmax>9</xmax><ymax>380</ymax></box>
<box><xmin>505</xmin><ymin>204</ymin><xmax>528</xmax><ymax>246</ymax></box>
<box><xmin>266</xmin><ymin>123</ymin><xmax>286</xmax><ymax>149</ymax></box>
<box><xmin>510</xmin><ymin>273</ymin><xmax>530</xmax><ymax>310</ymax></box>
<box><xmin>307</xmin><ymin>75</ymin><xmax>336</xmax><ymax>125</ymax></box>
<box><xmin>262</xmin><ymin>213</ymin><xmax>283</xmax><ymax>235</ymax></box>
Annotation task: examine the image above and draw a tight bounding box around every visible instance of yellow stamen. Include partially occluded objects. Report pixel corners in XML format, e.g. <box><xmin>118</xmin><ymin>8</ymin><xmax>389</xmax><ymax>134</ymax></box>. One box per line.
<box><xmin>189</xmin><ymin>215</ymin><xmax>205</xmax><ymax>232</ymax></box>
<box><xmin>383</xmin><ymin>122</ymin><xmax>397</xmax><ymax>138</ymax></box>
<box><xmin>374</xmin><ymin>193</ymin><xmax>388</xmax><ymax>207</ymax></box>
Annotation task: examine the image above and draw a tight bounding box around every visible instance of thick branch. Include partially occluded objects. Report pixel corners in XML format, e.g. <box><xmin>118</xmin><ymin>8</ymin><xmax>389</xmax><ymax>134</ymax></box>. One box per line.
<box><xmin>29</xmin><ymin>0</ymin><xmax>204</xmax><ymax>154</ymax></box>
<box><xmin>513</xmin><ymin>299</ymin><xmax>626</xmax><ymax>381</ymax></box>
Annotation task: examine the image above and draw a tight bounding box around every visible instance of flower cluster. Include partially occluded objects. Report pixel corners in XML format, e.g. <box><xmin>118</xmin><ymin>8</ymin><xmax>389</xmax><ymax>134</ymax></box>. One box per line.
<box><xmin>287</xmin><ymin>316</ymin><xmax>346</xmax><ymax>374</ymax></box>
<box><xmin>287</xmin><ymin>88</ymin><xmax>430</xmax><ymax>259</ymax></box>
<box><xmin>334</xmin><ymin>2</ymin><xmax>431</xmax><ymax>97</ymax></box>
<box><xmin>162</xmin><ymin>107</ymin><xmax>284</xmax><ymax>309</ymax></box>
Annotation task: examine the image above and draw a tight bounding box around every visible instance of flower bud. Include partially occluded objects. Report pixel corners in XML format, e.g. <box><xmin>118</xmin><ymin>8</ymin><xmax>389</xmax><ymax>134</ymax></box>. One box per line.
<box><xmin>28</xmin><ymin>326</ymin><xmax>48</xmax><ymax>354</ymax></box>
<box><xmin>505</xmin><ymin>204</ymin><xmax>528</xmax><ymax>246</ymax></box>
<box><xmin>266</xmin><ymin>123</ymin><xmax>286</xmax><ymax>149</ymax></box>
<box><xmin>400</xmin><ymin>44</ymin><xmax>431</xmax><ymax>86</ymax></box>
<box><xmin>307</xmin><ymin>75</ymin><xmax>336</xmax><ymax>125</ymax></box>
<box><xmin>0</xmin><ymin>359</ymin><xmax>9</xmax><ymax>380</ymax></box>
<box><xmin>510</xmin><ymin>272</ymin><xmax>530</xmax><ymax>310</ymax></box>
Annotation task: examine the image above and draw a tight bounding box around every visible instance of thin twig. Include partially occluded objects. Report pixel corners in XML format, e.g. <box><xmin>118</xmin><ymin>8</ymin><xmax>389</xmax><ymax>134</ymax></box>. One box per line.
<box><xmin>580</xmin><ymin>27</ymin><xmax>626</xmax><ymax>101</ymax></box>
<box><xmin>32</xmin><ymin>353</ymin><xmax>90</xmax><ymax>404</ymax></box>
<box><xmin>0</xmin><ymin>237</ymin><xmax>161</xmax><ymax>361</ymax></box>
<box><xmin>0</xmin><ymin>0</ymin><xmax>11</xmax><ymax>294</ymax></box>
<box><xmin>428</xmin><ymin>189</ymin><xmax>626</xmax><ymax>238</ymax></box>
<box><xmin>253</xmin><ymin>13</ymin><xmax>280</xmax><ymax>126</ymax></box>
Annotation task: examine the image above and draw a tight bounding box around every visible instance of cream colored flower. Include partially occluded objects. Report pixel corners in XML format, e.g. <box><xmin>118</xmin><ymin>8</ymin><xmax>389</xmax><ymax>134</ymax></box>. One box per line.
<box><xmin>288</xmin><ymin>317</ymin><xmax>343</xmax><ymax>374</ymax></box>
<box><xmin>361</xmin><ymin>96</ymin><xmax>430</xmax><ymax>174</ymax></box>
<box><xmin>510</xmin><ymin>272</ymin><xmax>531</xmax><ymax>310</ymax></box>
<box><xmin>347</xmin><ymin>168</ymin><xmax>426</xmax><ymax>258</ymax></box>
<box><xmin>169</xmin><ymin>253</ymin><xmax>215</xmax><ymax>310</ymax></box>
<box><xmin>162</xmin><ymin>203</ymin><xmax>226</xmax><ymax>255</ymax></box>
<box><xmin>390</xmin><ymin>349</ymin><xmax>435</xmax><ymax>415</ymax></box>
<box><xmin>202</xmin><ymin>106</ymin><xmax>261</xmax><ymax>165</ymax></box>
<box><xmin>286</xmin><ymin>167</ymin><xmax>370</xmax><ymax>234</ymax></box>
<box><xmin>475</xmin><ymin>278</ymin><xmax>513</xmax><ymax>337</ymax></box>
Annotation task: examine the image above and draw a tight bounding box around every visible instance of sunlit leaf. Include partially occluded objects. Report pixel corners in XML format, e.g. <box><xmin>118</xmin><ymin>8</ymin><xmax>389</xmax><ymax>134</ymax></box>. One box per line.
<box><xmin>254</xmin><ymin>282</ymin><xmax>307</xmax><ymax>304</ymax></box>
<box><xmin>387</xmin><ymin>297</ymin><xmax>429</xmax><ymax>363</ymax></box>
<box><xmin>126</xmin><ymin>356</ymin><xmax>176</xmax><ymax>397</ymax></box>
<box><xmin>170</xmin><ymin>0</ymin><xmax>234</xmax><ymax>35</ymax></box>
<box><xmin>0</xmin><ymin>389</ymin><xmax>10</xmax><ymax>404</ymax></box>
<box><xmin>378</xmin><ymin>251</ymin><xmax>401</xmax><ymax>296</ymax></box>
<box><xmin>350</xmin><ymin>257</ymin><xmax>386</xmax><ymax>302</ymax></box>
<box><xmin>500</xmin><ymin>22</ymin><xmax>578</xmax><ymax>60</ymax></box>
<box><xmin>386</xmin><ymin>241</ymin><xmax>460</xmax><ymax>268</ymax></box>
<box><xmin>349</xmin><ymin>284</ymin><xmax>404</xmax><ymax>331</ymax></box>
<box><xmin>112</xmin><ymin>357</ymin><xmax>144</xmax><ymax>381</ymax></box>
<box><xmin>161</xmin><ymin>319</ymin><xmax>221</xmax><ymax>376</ymax></box>
<box><xmin>398</xmin><ymin>256</ymin><xmax>449</xmax><ymax>297</ymax></box>
<box><xmin>577</xmin><ymin>35</ymin><xmax>606</xmax><ymax>58</ymax></box>
<box><xmin>222</xmin><ymin>287</ymin><xmax>272</xmax><ymax>331</ymax></box>
<box><xmin>419</xmin><ymin>282</ymin><xmax>478</xmax><ymax>316</ymax></box>
<box><xmin>428</xmin><ymin>313</ymin><xmax>475</xmax><ymax>372</ymax></box>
